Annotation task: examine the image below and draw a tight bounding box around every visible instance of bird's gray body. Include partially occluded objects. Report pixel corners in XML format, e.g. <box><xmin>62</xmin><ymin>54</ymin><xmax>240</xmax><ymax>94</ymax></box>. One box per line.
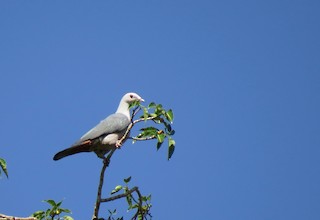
<box><xmin>77</xmin><ymin>113</ymin><xmax>130</xmax><ymax>144</ymax></box>
<box><xmin>53</xmin><ymin>113</ymin><xmax>130</xmax><ymax>160</ymax></box>
<box><xmin>53</xmin><ymin>92</ymin><xmax>144</xmax><ymax>161</ymax></box>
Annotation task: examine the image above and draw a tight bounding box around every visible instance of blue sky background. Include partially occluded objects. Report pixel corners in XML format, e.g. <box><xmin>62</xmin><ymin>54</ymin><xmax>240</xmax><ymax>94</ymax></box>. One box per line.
<box><xmin>1</xmin><ymin>0</ymin><xmax>320</xmax><ymax>219</ymax></box>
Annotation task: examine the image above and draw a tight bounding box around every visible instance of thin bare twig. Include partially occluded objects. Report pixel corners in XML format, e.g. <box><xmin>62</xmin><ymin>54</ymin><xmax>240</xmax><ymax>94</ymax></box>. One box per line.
<box><xmin>129</xmin><ymin>136</ymin><xmax>157</xmax><ymax>141</ymax></box>
<box><xmin>133</xmin><ymin>116</ymin><xmax>157</xmax><ymax>124</ymax></box>
<box><xmin>131</xmin><ymin>106</ymin><xmax>141</xmax><ymax>121</ymax></box>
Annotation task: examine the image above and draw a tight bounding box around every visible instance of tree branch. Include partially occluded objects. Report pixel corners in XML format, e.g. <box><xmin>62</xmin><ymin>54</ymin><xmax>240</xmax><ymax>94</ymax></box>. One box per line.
<box><xmin>100</xmin><ymin>186</ymin><xmax>139</xmax><ymax>203</ymax></box>
<box><xmin>129</xmin><ymin>136</ymin><xmax>157</xmax><ymax>141</ymax></box>
<box><xmin>131</xmin><ymin>105</ymin><xmax>141</xmax><ymax>121</ymax></box>
<box><xmin>0</xmin><ymin>214</ymin><xmax>36</xmax><ymax>220</ymax></box>
<box><xmin>133</xmin><ymin>116</ymin><xmax>157</xmax><ymax>124</ymax></box>
<box><xmin>92</xmin><ymin>149</ymin><xmax>116</xmax><ymax>220</ymax></box>
<box><xmin>131</xmin><ymin>188</ymin><xmax>144</xmax><ymax>220</ymax></box>
<box><xmin>100</xmin><ymin>186</ymin><xmax>148</xmax><ymax>220</ymax></box>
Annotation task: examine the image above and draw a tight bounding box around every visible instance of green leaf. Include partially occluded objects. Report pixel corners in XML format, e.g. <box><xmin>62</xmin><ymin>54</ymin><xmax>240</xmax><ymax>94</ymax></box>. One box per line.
<box><xmin>149</xmin><ymin>113</ymin><xmax>157</xmax><ymax>117</ymax></box>
<box><xmin>164</xmin><ymin>122</ymin><xmax>172</xmax><ymax>133</ymax></box>
<box><xmin>140</xmin><ymin>127</ymin><xmax>158</xmax><ymax>132</ymax></box>
<box><xmin>60</xmin><ymin>208</ymin><xmax>72</xmax><ymax>214</ymax></box>
<box><xmin>168</xmin><ymin>138</ymin><xmax>175</xmax><ymax>160</ymax></box>
<box><xmin>44</xmin><ymin>199</ymin><xmax>57</xmax><ymax>207</ymax></box>
<box><xmin>31</xmin><ymin>210</ymin><xmax>45</xmax><ymax>218</ymax></box>
<box><xmin>111</xmin><ymin>185</ymin><xmax>123</xmax><ymax>194</ymax></box>
<box><xmin>156</xmin><ymin>133</ymin><xmax>165</xmax><ymax>150</ymax></box>
<box><xmin>142</xmin><ymin>107</ymin><xmax>147</xmax><ymax>120</ymax></box>
<box><xmin>64</xmin><ymin>216</ymin><xmax>74</xmax><ymax>220</ymax></box>
<box><xmin>148</xmin><ymin>102</ymin><xmax>156</xmax><ymax>109</ymax></box>
<box><xmin>0</xmin><ymin>158</ymin><xmax>8</xmax><ymax>178</ymax></box>
<box><xmin>156</xmin><ymin>104</ymin><xmax>163</xmax><ymax>110</ymax></box>
<box><xmin>156</xmin><ymin>141</ymin><xmax>163</xmax><ymax>150</ymax></box>
<box><xmin>155</xmin><ymin>104</ymin><xmax>163</xmax><ymax>115</ymax></box>
<box><xmin>164</xmin><ymin>122</ymin><xmax>175</xmax><ymax>135</ymax></box>
<box><xmin>126</xmin><ymin>194</ymin><xmax>133</xmax><ymax>208</ymax></box>
<box><xmin>130</xmin><ymin>204</ymin><xmax>139</xmax><ymax>209</ymax></box>
<box><xmin>45</xmin><ymin>208</ymin><xmax>51</xmax><ymax>217</ymax></box>
<box><xmin>129</xmin><ymin>100</ymin><xmax>141</xmax><ymax>109</ymax></box>
<box><xmin>156</xmin><ymin>133</ymin><xmax>165</xmax><ymax>143</ymax></box>
<box><xmin>56</xmin><ymin>201</ymin><xmax>62</xmax><ymax>207</ymax></box>
<box><xmin>141</xmin><ymin>196</ymin><xmax>148</xmax><ymax>202</ymax></box>
<box><xmin>139</xmin><ymin>127</ymin><xmax>158</xmax><ymax>137</ymax></box>
<box><xmin>165</xmin><ymin>109</ymin><xmax>174</xmax><ymax>123</ymax></box>
<box><xmin>124</xmin><ymin>176</ymin><xmax>132</xmax><ymax>183</ymax></box>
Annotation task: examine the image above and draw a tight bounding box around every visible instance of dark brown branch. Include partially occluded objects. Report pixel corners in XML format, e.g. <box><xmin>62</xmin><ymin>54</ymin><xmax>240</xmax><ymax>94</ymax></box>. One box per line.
<box><xmin>92</xmin><ymin>149</ymin><xmax>116</xmax><ymax>220</ymax></box>
<box><xmin>100</xmin><ymin>186</ymin><xmax>139</xmax><ymax>203</ymax></box>
<box><xmin>100</xmin><ymin>186</ymin><xmax>147</xmax><ymax>220</ymax></box>
<box><xmin>131</xmin><ymin>188</ymin><xmax>144</xmax><ymax>220</ymax></box>
<box><xmin>131</xmin><ymin>106</ymin><xmax>142</xmax><ymax>121</ymax></box>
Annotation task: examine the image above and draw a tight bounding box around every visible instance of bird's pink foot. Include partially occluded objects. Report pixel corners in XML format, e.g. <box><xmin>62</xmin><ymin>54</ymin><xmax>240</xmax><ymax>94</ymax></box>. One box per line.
<box><xmin>115</xmin><ymin>140</ymin><xmax>122</xmax><ymax>148</ymax></box>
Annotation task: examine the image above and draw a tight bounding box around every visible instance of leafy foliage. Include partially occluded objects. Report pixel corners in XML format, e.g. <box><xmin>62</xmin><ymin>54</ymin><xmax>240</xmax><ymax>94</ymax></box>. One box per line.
<box><xmin>0</xmin><ymin>158</ymin><xmax>8</xmax><ymax>178</ymax></box>
<box><xmin>130</xmin><ymin>101</ymin><xmax>176</xmax><ymax>160</ymax></box>
<box><xmin>31</xmin><ymin>199</ymin><xmax>73</xmax><ymax>220</ymax></box>
<box><xmin>107</xmin><ymin>177</ymin><xmax>152</xmax><ymax>220</ymax></box>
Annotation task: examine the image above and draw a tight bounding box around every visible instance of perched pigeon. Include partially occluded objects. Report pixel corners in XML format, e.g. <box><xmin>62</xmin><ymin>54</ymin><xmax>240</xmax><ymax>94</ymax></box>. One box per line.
<box><xmin>53</xmin><ymin>92</ymin><xmax>144</xmax><ymax>160</ymax></box>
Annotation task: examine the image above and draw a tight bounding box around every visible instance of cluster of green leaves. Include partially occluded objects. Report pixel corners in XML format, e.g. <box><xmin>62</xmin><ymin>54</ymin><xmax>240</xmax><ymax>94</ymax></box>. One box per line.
<box><xmin>130</xmin><ymin>101</ymin><xmax>176</xmax><ymax>160</ymax></box>
<box><xmin>108</xmin><ymin>177</ymin><xmax>152</xmax><ymax>220</ymax></box>
<box><xmin>0</xmin><ymin>157</ymin><xmax>8</xmax><ymax>178</ymax></box>
<box><xmin>31</xmin><ymin>200</ymin><xmax>73</xmax><ymax>220</ymax></box>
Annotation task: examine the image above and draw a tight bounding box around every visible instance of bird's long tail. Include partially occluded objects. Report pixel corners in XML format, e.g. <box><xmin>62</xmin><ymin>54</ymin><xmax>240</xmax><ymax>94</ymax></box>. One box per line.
<box><xmin>53</xmin><ymin>140</ymin><xmax>92</xmax><ymax>161</ymax></box>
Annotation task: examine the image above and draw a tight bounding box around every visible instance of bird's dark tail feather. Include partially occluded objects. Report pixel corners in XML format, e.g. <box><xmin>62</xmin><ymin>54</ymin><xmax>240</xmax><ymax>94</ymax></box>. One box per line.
<box><xmin>53</xmin><ymin>141</ymin><xmax>92</xmax><ymax>161</ymax></box>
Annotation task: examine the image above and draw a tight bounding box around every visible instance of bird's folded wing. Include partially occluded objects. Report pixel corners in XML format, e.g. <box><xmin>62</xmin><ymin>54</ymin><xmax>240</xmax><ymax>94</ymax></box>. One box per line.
<box><xmin>78</xmin><ymin>113</ymin><xmax>130</xmax><ymax>142</ymax></box>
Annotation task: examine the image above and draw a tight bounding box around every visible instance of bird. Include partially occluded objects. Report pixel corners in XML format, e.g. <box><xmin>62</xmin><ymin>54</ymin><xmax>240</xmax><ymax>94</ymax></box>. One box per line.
<box><xmin>53</xmin><ymin>92</ymin><xmax>144</xmax><ymax>161</ymax></box>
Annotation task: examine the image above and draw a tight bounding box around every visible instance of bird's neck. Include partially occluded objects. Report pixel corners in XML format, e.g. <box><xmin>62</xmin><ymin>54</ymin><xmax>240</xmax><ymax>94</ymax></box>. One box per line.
<box><xmin>116</xmin><ymin>101</ymin><xmax>130</xmax><ymax>119</ymax></box>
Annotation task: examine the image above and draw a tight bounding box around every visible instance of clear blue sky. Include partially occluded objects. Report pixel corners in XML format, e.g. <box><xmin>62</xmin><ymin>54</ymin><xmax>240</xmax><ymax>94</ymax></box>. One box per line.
<box><xmin>1</xmin><ymin>0</ymin><xmax>320</xmax><ymax>219</ymax></box>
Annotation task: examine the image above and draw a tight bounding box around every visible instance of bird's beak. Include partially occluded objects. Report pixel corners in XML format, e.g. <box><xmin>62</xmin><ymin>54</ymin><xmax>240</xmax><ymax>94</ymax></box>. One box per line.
<box><xmin>139</xmin><ymin>98</ymin><xmax>145</xmax><ymax>102</ymax></box>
